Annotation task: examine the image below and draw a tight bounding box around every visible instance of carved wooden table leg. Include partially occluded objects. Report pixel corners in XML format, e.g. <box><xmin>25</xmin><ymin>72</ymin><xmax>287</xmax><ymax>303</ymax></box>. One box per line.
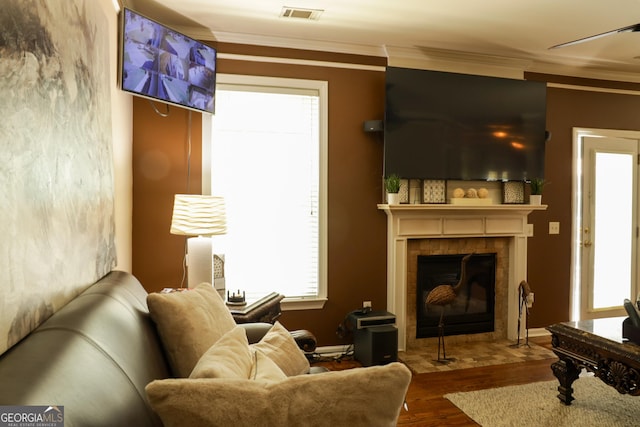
<box><xmin>551</xmin><ymin>358</ymin><xmax>581</xmax><ymax>405</ymax></box>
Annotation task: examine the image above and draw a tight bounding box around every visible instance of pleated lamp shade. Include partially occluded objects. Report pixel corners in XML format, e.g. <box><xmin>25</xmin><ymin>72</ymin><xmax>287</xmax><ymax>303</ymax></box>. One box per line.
<box><xmin>170</xmin><ymin>194</ymin><xmax>226</xmax><ymax>289</ymax></box>
<box><xmin>170</xmin><ymin>194</ymin><xmax>226</xmax><ymax>236</ymax></box>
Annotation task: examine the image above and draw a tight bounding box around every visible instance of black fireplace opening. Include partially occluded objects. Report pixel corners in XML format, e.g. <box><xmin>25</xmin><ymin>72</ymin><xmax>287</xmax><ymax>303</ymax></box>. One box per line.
<box><xmin>416</xmin><ymin>253</ymin><xmax>496</xmax><ymax>338</ymax></box>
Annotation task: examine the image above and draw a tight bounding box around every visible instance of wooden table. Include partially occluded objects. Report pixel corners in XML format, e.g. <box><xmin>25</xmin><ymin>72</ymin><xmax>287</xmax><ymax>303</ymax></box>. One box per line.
<box><xmin>227</xmin><ymin>292</ymin><xmax>284</xmax><ymax>324</ymax></box>
<box><xmin>546</xmin><ymin>317</ymin><xmax>640</xmax><ymax>405</ymax></box>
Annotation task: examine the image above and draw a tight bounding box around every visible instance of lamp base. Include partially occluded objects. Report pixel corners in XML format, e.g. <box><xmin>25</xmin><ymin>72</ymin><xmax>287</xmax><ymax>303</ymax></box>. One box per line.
<box><xmin>187</xmin><ymin>236</ymin><xmax>213</xmax><ymax>288</ymax></box>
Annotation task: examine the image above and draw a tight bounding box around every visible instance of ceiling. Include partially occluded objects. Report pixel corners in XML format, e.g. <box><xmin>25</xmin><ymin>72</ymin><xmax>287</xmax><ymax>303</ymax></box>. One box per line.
<box><xmin>128</xmin><ymin>0</ymin><xmax>640</xmax><ymax>81</ymax></box>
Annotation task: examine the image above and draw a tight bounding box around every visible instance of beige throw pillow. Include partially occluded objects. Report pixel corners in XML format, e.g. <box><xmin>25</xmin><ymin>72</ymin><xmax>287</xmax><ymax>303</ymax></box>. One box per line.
<box><xmin>147</xmin><ymin>283</ymin><xmax>237</xmax><ymax>377</ymax></box>
<box><xmin>146</xmin><ymin>362</ymin><xmax>412</xmax><ymax>427</ymax></box>
<box><xmin>190</xmin><ymin>327</ymin><xmax>253</xmax><ymax>379</ymax></box>
<box><xmin>250</xmin><ymin>350</ymin><xmax>287</xmax><ymax>382</ymax></box>
<box><xmin>251</xmin><ymin>321</ymin><xmax>310</xmax><ymax>376</ymax></box>
<box><xmin>189</xmin><ymin>325</ymin><xmax>286</xmax><ymax>383</ymax></box>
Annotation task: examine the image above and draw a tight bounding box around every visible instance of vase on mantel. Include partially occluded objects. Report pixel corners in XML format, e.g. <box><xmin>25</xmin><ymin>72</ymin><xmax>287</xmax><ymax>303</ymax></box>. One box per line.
<box><xmin>387</xmin><ymin>192</ymin><xmax>400</xmax><ymax>205</ymax></box>
<box><xmin>529</xmin><ymin>195</ymin><xmax>542</xmax><ymax>205</ymax></box>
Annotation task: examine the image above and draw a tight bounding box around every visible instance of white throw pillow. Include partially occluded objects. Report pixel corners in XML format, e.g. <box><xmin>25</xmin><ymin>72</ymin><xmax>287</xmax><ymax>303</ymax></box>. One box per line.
<box><xmin>190</xmin><ymin>327</ymin><xmax>253</xmax><ymax>379</ymax></box>
<box><xmin>251</xmin><ymin>321</ymin><xmax>310</xmax><ymax>376</ymax></box>
<box><xmin>190</xmin><ymin>326</ymin><xmax>287</xmax><ymax>383</ymax></box>
<box><xmin>250</xmin><ymin>350</ymin><xmax>287</xmax><ymax>382</ymax></box>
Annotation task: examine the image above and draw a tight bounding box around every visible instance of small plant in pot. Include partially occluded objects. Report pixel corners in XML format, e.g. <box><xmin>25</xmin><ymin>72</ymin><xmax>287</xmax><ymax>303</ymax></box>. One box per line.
<box><xmin>384</xmin><ymin>174</ymin><xmax>401</xmax><ymax>204</ymax></box>
<box><xmin>529</xmin><ymin>178</ymin><xmax>547</xmax><ymax>205</ymax></box>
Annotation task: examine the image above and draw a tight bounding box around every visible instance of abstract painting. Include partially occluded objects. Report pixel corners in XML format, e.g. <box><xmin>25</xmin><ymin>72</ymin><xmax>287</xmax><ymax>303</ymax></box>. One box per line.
<box><xmin>0</xmin><ymin>0</ymin><xmax>116</xmax><ymax>355</ymax></box>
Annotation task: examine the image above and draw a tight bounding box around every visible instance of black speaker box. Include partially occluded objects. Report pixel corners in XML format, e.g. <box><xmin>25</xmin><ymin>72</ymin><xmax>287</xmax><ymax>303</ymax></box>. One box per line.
<box><xmin>354</xmin><ymin>324</ymin><xmax>398</xmax><ymax>366</ymax></box>
<box><xmin>363</xmin><ymin>119</ymin><xmax>383</xmax><ymax>132</ymax></box>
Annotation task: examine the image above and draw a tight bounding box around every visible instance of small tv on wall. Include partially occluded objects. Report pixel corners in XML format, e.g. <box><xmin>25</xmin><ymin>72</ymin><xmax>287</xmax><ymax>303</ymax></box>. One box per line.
<box><xmin>119</xmin><ymin>8</ymin><xmax>216</xmax><ymax>114</ymax></box>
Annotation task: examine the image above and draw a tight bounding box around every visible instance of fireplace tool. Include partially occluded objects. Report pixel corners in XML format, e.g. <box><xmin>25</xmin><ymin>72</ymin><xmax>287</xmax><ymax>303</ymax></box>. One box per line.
<box><xmin>513</xmin><ymin>280</ymin><xmax>532</xmax><ymax>347</ymax></box>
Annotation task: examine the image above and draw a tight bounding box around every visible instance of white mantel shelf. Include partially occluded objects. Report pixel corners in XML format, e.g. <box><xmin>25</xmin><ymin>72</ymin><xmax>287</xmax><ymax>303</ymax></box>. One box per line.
<box><xmin>378</xmin><ymin>203</ymin><xmax>547</xmax><ymax>214</ymax></box>
<box><xmin>378</xmin><ymin>203</ymin><xmax>547</xmax><ymax>351</ymax></box>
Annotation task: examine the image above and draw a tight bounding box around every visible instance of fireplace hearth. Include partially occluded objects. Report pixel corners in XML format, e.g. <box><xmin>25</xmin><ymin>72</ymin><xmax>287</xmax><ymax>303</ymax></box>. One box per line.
<box><xmin>417</xmin><ymin>253</ymin><xmax>496</xmax><ymax>338</ymax></box>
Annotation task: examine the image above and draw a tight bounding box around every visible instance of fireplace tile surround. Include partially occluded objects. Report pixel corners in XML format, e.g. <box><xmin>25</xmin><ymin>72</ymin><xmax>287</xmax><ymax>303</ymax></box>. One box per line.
<box><xmin>378</xmin><ymin>204</ymin><xmax>546</xmax><ymax>351</ymax></box>
<box><xmin>407</xmin><ymin>237</ymin><xmax>508</xmax><ymax>349</ymax></box>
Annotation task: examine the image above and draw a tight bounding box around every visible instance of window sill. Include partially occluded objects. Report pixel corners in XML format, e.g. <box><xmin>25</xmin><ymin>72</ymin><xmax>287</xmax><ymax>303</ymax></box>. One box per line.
<box><xmin>282</xmin><ymin>297</ymin><xmax>327</xmax><ymax>311</ymax></box>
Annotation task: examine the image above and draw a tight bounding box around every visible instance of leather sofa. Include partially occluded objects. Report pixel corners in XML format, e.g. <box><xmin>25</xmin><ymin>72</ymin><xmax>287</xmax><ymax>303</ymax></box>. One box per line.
<box><xmin>0</xmin><ymin>271</ymin><xmax>313</xmax><ymax>426</ymax></box>
<box><xmin>0</xmin><ymin>271</ymin><xmax>411</xmax><ymax>427</ymax></box>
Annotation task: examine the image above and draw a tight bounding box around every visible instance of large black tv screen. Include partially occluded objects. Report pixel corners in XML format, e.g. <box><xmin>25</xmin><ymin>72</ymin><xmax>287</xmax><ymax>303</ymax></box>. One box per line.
<box><xmin>384</xmin><ymin>67</ymin><xmax>547</xmax><ymax>181</ymax></box>
<box><xmin>120</xmin><ymin>8</ymin><xmax>216</xmax><ymax>114</ymax></box>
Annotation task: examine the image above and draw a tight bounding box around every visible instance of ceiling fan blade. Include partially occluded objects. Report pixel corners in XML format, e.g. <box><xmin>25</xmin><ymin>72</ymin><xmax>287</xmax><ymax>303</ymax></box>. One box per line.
<box><xmin>549</xmin><ymin>23</ymin><xmax>640</xmax><ymax>49</ymax></box>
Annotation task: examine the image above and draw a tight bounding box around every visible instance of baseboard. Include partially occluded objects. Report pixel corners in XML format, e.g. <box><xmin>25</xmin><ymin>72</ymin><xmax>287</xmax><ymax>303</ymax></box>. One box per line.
<box><xmin>312</xmin><ymin>344</ymin><xmax>352</xmax><ymax>357</ymax></box>
<box><xmin>527</xmin><ymin>327</ymin><xmax>551</xmax><ymax>338</ymax></box>
<box><xmin>314</xmin><ymin>330</ymin><xmax>549</xmax><ymax>355</ymax></box>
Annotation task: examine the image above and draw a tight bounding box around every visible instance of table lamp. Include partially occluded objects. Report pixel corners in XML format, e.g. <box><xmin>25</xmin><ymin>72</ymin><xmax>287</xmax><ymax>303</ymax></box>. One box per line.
<box><xmin>170</xmin><ymin>194</ymin><xmax>227</xmax><ymax>289</ymax></box>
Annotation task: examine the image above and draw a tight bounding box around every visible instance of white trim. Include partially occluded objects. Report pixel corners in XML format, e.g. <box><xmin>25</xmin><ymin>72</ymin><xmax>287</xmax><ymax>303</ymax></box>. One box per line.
<box><xmin>282</xmin><ymin>297</ymin><xmax>327</xmax><ymax>311</ymax></box>
<box><xmin>529</xmin><ymin>63</ymin><xmax>640</xmax><ymax>84</ymax></box>
<box><xmin>527</xmin><ymin>327</ymin><xmax>551</xmax><ymax>338</ymax></box>
<box><xmin>165</xmin><ymin>24</ymin><xmax>640</xmax><ymax>84</ymax></box>
<box><xmin>548</xmin><ymin>83</ymin><xmax>640</xmax><ymax>96</ymax></box>
<box><xmin>212</xmin><ymin>31</ymin><xmax>387</xmax><ymax>58</ymax></box>
<box><xmin>312</xmin><ymin>344</ymin><xmax>352</xmax><ymax>356</ymax></box>
<box><xmin>571</xmin><ymin>128</ymin><xmax>640</xmax><ymax>322</ymax></box>
<box><xmin>217</xmin><ymin>52</ymin><xmax>385</xmax><ymax>72</ymax></box>
<box><xmin>203</xmin><ymin>74</ymin><xmax>329</xmax><ymax>307</ymax></box>
<box><xmin>384</xmin><ymin>45</ymin><xmax>528</xmax><ymax>80</ymax></box>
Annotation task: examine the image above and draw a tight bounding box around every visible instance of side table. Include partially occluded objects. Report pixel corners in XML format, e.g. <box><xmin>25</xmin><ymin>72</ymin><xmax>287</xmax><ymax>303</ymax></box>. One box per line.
<box><xmin>227</xmin><ymin>292</ymin><xmax>284</xmax><ymax>324</ymax></box>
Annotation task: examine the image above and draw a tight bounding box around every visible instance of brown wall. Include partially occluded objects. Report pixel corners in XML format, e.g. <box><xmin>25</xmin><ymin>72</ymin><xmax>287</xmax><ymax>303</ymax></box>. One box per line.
<box><xmin>132</xmin><ymin>47</ymin><xmax>640</xmax><ymax>345</ymax></box>
<box><xmin>133</xmin><ymin>45</ymin><xmax>388</xmax><ymax>346</ymax></box>
<box><xmin>525</xmin><ymin>79</ymin><xmax>640</xmax><ymax>327</ymax></box>
<box><xmin>132</xmin><ymin>99</ymin><xmax>203</xmax><ymax>290</ymax></box>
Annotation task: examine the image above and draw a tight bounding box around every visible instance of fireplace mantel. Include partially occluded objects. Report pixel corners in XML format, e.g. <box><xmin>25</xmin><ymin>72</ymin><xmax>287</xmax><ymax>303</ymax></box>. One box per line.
<box><xmin>378</xmin><ymin>203</ymin><xmax>547</xmax><ymax>350</ymax></box>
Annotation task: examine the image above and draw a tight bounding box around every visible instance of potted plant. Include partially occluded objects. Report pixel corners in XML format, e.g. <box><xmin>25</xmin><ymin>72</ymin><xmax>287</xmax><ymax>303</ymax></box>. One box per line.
<box><xmin>529</xmin><ymin>178</ymin><xmax>546</xmax><ymax>205</ymax></box>
<box><xmin>384</xmin><ymin>174</ymin><xmax>401</xmax><ymax>204</ymax></box>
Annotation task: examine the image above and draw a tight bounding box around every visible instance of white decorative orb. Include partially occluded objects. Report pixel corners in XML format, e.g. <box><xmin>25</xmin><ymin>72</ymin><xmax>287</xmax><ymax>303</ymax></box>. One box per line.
<box><xmin>477</xmin><ymin>188</ymin><xmax>489</xmax><ymax>199</ymax></box>
<box><xmin>453</xmin><ymin>188</ymin><xmax>465</xmax><ymax>198</ymax></box>
<box><xmin>466</xmin><ymin>188</ymin><xmax>478</xmax><ymax>198</ymax></box>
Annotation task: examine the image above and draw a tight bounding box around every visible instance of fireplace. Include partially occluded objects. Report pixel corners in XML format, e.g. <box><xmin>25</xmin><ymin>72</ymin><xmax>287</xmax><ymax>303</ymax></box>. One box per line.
<box><xmin>378</xmin><ymin>203</ymin><xmax>546</xmax><ymax>351</ymax></box>
<box><xmin>417</xmin><ymin>253</ymin><xmax>495</xmax><ymax>338</ymax></box>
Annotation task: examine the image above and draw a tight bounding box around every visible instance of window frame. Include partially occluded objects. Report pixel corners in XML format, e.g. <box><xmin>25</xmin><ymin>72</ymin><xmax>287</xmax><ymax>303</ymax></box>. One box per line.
<box><xmin>202</xmin><ymin>73</ymin><xmax>328</xmax><ymax>310</ymax></box>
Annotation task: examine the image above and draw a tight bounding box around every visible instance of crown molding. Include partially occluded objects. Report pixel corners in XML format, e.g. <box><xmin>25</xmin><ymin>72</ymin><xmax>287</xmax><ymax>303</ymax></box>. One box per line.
<box><xmin>526</xmin><ymin>62</ymin><xmax>640</xmax><ymax>84</ymax></box>
<box><xmin>384</xmin><ymin>45</ymin><xmax>529</xmax><ymax>79</ymax></box>
<box><xmin>166</xmin><ymin>26</ymin><xmax>640</xmax><ymax>84</ymax></box>
<box><xmin>209</xmin><ymin>30</ymin><xmax>387</xmax><ymax>58</ymax></box>
<box><xmin>171</xmin><ymin>25</ymin><xmax>216</xmax><ymax>41</ymax></box>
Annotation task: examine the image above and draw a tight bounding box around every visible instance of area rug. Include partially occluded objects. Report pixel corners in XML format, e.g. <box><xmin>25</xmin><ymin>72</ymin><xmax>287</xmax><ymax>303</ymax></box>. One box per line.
<box><xmin>445</xmin><ymin>376</ymin><xmax>640</xmax><ymax>426</ymax></box>
<box><xmin>398</xmin><ymin>339</ymin><xmax>555</xmax><ymax>374</ymax></box>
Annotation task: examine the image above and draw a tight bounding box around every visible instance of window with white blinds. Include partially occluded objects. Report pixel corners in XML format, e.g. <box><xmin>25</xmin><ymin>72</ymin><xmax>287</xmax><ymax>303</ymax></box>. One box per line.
<box><xmin>208</xmin><ymin>75</ymin><xmax>327</xmax><ymax>308</ymax></box>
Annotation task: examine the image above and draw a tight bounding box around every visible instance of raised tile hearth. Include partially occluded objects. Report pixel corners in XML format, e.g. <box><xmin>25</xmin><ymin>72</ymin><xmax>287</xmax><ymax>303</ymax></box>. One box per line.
<box><xmin>378</xmin><ymin>204</ymin><xmax>546</xmax><ymax>351</ymax></box>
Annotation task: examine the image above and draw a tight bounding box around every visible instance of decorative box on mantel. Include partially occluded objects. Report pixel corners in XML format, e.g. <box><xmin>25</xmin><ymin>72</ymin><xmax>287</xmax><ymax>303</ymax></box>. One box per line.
<box><xmin>377</xmin><ymin>203</ymin><xmax>547</xmax><ymax>351</ymax></box>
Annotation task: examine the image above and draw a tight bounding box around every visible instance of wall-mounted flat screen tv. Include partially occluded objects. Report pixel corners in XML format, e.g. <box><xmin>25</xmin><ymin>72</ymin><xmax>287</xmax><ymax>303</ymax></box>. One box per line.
<box><xmin>384</xmin><ymin>67</ymin><xmax>547</xmax><ymax>181</ymax></box>
<box><xmin>119</xmin><ymin>8</ymin><xmax>216</xmax><ymax>114</ymax></box>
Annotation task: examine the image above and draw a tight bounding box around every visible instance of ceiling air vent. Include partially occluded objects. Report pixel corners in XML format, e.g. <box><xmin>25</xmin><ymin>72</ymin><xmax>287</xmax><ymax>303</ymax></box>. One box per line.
<box><xmin>280</xmin><ymin>7</ymin><xmax>323</xmax><ymax>20</ymax></box>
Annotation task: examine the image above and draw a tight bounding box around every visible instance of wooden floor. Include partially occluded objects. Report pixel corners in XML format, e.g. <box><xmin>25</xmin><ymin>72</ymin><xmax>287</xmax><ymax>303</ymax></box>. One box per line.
<box><xmin>313</xmin><ymin>337</ymin><xmax>557</xmax><ymax>426</ymax></box>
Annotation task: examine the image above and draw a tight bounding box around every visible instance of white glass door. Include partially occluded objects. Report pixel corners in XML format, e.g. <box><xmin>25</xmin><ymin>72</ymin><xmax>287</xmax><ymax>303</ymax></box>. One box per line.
<box><xmin>580</xmin><ymin>135</ymin><xmax>639</xmax><ymax>319</ymax></box>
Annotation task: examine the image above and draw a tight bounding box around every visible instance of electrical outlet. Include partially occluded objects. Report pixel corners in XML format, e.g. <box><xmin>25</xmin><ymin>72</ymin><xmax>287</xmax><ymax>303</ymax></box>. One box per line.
<box><xmin>526</xmin><ymin>224</ymin><xmax>534</xmax><ymax>237</ymax></box>
<box><xmin>549</xmin><ymin>222</ymin><xmax>560</xmax><ymax>235</ymax></box>
<box><xmin>363</xmin><ymin>301</ymin><xmax>372</xmax><ymax>309</ymax></box>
